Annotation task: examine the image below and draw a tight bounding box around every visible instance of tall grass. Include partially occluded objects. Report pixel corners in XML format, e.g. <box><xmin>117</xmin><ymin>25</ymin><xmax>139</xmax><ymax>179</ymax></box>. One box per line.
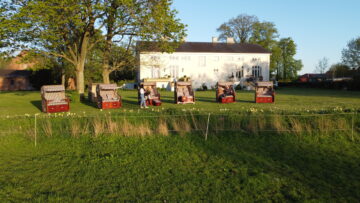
<box><xmin>0</xmin><ymin>113</ymin><xmax>357</xmax><ymax>141</ymax></box>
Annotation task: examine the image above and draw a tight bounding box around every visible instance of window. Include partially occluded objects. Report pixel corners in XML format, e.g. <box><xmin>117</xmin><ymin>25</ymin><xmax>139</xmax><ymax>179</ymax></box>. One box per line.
<box><xmin>252</xmin><ymin>66</ymin><xmax>262</xmax><ymax>78</ymax></box>
<box><xmin>236</xmin><ymin>66</ymin><xmax>244</xmax><ymax>78</ymax></box>
<box><xmin>151</xmin><ymin>56</ymin><xmax>160</xmax><ymax>61</ymax></box>
<box><xmin>181</xmin><ymin>56</ymin><xmax>191</xmax><ymax>61</ymax></box>
<box><xmin>252</xmin><ymin>58</ymin><xmax>261</xmax><ymax>62</ymax></box>
<box><xmin>199</xmin><ymin>56</ymin><xmax>206</xmax><ymax>67</ymax></box>
<box><xmin>169</xmin><ymin>65</ymin><xmax>179</xmax><ymax>78</ymax></box>
<box><xmin>170</xmin><ymin>56</ymin><xmax>179</xmax><ymax>60</ymax></box>
<box><xmin>151</xmin><ymin>66</ymin><xmax>160</xmax><ymax>78</ymax></box>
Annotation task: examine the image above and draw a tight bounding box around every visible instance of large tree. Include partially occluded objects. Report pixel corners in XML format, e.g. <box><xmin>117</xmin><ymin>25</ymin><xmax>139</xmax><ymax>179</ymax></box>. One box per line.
<box><xmin>217</xmin><ymin>14</ymin><xmax>258</xmax><ymax>43</ymax></box>
<box><xmin>342</xmin><ymin>37</ymin><xmax>360</xmax><ymax>69</ymax></box>
<box><xmin>7</xmin><ymin>0</ymin><xmax>104</xmax><ymax>96</ymax></box>
<box><xmin>100</xmin><ymin>0</ymin><xmax>186</xmax><ymax>83</ymax></box>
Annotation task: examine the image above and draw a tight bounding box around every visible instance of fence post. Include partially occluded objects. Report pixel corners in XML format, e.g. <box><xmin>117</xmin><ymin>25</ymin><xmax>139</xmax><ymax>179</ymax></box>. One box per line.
<box><xmin>34</xmin><ymin>114</ymin><xmax>37</xmax><ymax>147</ymax></box>
<box><xmin>205</xmin><ymin>113</ymin><xmax>211</xmax><ymax>141</ymax></box>
<box><xmin>351</xmin><ymin>112</ymin><xmax>355</xmax><ymax>141</ymax></box>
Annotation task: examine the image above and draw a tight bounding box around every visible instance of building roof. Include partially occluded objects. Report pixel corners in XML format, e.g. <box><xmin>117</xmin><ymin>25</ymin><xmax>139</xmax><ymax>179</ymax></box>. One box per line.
<box><xmin>0</xmin><ymin>69</ymin><xmax>32</xmax><ymax>78</ymax></box>
<box><xmin>137</xmin><ymin>41</ymin><xmax>271</xmax><ymax>54</ymax></box>
<box><xmin>300</xmin><ymin>73</ymin><xmax>326</xmax><ymax>78</ymax></box>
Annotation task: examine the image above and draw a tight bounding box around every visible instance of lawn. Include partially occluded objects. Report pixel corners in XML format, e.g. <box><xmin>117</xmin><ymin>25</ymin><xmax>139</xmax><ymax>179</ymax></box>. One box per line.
<box><xmin>0</xmin><ymin>87</ymin><xmax>359</xmax><ymax>116</ymax></box>
<box><xmin>0</xmin><ymin>87</ymin><xmax>360</xmax><ymax>201</ymax></box>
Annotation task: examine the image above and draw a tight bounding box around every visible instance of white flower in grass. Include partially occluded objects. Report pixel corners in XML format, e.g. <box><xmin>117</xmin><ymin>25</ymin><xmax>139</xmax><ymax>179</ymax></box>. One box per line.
<box><xmin>249</xmin><ymin>108</ymin><xmax>258</xmax><ymax>113</ymax></box>
<box><xmin>100</xmin><ymin>109</ymin><xmax>103</xmax><ymax>112</ymax></box>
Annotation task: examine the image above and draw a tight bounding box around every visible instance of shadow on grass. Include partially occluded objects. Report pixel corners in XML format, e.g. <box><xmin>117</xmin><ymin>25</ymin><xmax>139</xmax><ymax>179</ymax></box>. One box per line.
<box><xmin>160</xmin><ymin>95</ymin><xmax>175</xmax><ymax>104</ymax></box>
<box><xmin>190</xmin><ymin>131</ymin><xmax>360</xmax><ymax>201</ymax></box>
<box><xmin>30</xmin><ymin>100</ymin><xmax>42</xmax><ymax>111</ymax></box>
<box><xmin>237</xmin><ymin>99</ymin><xmax>255</xmax><ymax>103</ymax></box>
<box><xmin>122</xmin><ymin>97</ymin><xmax>139</xmax><ymax>107</ymax></box>
<box><xmin>195</xmin><ymin>97</ymin><xmax>217</xmax><ymax>103</ymax></box>
<box><xmin>273</xmin><ymin>87</ymin><xmax>360</xmax><ymax>98</ymax></box>
<box><xmin>80</xmin><ymin>99</ymin><xmax>98</xmax><ymax>109</ymax></box>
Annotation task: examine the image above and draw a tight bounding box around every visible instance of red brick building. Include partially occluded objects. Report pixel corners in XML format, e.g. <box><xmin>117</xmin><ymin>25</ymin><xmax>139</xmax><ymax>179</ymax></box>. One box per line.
<box><xmin>0</xmin><ymin>51</ymin><xmax>35</xmax><ymax>91</ymax></box>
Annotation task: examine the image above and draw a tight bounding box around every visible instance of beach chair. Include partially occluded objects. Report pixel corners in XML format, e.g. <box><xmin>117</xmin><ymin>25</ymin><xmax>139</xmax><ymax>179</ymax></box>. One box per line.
<box><xmin>255</xmin><ymin>81</ymin><xmax>275</xmax><ymax>103</ymax></box>
<box><xmin>216</xmin><ymin>82</ymin><xmax>236</xmax><ymax>103</ymax></box>
<box><xmin>139</xmin><ymin>82</ymin><xmax>162</xmax><ymax>106</ymax></box>
<box><xmin>41</xmin><ymin>85</ymin><xmax>69</xmax><ymax>113</ymax></box>
<box><xmin>96</xmin><ymin>84</ymin><xmax>122</xmax><ymax>109</ymax></box>
<box><xmin>175</xmin><ymin>81</ymin><xmax>195</xmax><ymax>104</ymax></box>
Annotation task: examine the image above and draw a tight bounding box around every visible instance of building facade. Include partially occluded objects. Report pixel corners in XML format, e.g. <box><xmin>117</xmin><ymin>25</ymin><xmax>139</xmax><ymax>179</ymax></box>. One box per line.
<box><xmin>137</xmin><ymin>39</ymin><xmax>271</xmax><ymax>90</ymax></box>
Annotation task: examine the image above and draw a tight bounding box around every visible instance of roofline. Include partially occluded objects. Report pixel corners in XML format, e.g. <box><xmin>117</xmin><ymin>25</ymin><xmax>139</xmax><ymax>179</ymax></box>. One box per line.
<box><xmin>139</xmin><ymin>51</ymin><xmax>272</xmax><ymax>54</ymax></box>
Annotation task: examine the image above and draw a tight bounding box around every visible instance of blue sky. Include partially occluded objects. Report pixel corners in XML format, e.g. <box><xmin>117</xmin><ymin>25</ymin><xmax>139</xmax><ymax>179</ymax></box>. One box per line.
<box><xmin>171</xmin><ymin>0</ymin><xmax>360</xmax><ymax>74</ymax></box>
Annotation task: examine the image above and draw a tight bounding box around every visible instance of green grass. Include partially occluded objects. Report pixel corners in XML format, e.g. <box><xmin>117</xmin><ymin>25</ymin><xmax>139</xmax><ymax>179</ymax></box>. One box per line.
<box><xmin>1</xmin><ymin>130</ymin><xmax>360</xmax><ymax>201</ymax></box>
<box><xmin>0</xmin><ymin>87</ymin><xmax>360</xmax><ymax>201</ymax></box>
<box><xmin>0</xmin><ymin>87</ymin><xmax>359</xmax><ymax>116</ymax></box>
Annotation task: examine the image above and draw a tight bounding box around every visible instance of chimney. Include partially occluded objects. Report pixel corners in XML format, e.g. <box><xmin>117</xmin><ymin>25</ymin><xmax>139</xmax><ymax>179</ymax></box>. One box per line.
<box><xmin>212</xmin><ymin>37</ymin><xmax>218</xmax><ymax>43</ymax></box>
<box><xmin>226</xmin><ymin>37</ymin><xmax>235</xmax><ymax>44</ymax></box>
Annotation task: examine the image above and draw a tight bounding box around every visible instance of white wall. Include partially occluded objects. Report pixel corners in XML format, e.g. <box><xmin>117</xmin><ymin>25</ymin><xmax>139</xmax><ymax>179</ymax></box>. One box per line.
<box><xmin>139</xmin><ymin>52</ymin><xmax>271</xmax><ymax>89</ymax></box>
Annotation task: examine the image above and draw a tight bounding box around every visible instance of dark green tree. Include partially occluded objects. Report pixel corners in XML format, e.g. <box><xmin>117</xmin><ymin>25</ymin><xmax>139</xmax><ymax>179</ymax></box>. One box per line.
<box><xmin>249</xmin><ymin>21</ymin><xmax>280</xmax><ymax>76</ymax></box>
<box><xmin>342</xmin><ymin>37</ymin><xmax>360</xmax><ymax>69</ymax></box>
<box><xmin>327</xmin><ymin>63</ymin><xmax>352</xmax><ymax>78</ymax></box>
<box><xmin>278</xmin><ymin>37</ymin><xmax>303</xmax><ymax>80</ymax></box>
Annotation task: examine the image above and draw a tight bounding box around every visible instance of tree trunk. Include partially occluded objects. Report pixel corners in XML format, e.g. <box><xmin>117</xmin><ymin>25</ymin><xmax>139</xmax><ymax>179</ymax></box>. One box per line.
<box><xmin>61</xmin><ymin>69</ymin><xmax>66</xmax><ymax>86</ymax></box>
<box><xmin>75</xmin><ymin>31</ymin><xmax>90</xmax><ymax>98</ymax></box>
<box><xmin>102</xmin><ymin>31</ymin><xmax>112</xmax><ymax>84</ymax></box>
<box><xmin>76</xmin><ymin>64</ymin><xmax>85</xmax><ymax>97</ymax></box>
<box><xmin>102</xmin><ymin>66</ymin><xmax>111</xmax><ymax>84</ymax></box>
<box><xmin>102</xmin><ymin>43</ymin><xmax>111</xmax><ymax>84</ymax></box>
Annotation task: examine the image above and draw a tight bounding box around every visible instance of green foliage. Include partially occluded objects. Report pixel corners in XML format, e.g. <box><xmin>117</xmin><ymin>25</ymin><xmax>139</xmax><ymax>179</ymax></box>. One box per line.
<box><xmin>342</xmin><ymin>37</ymin><xmax>360</xmax><ymax>69</ymax></box>
<box><xmin>250</xmin><ymin>21</ymin><xmax>279</xmax><ymax>49</ymax></box>
<box><xmin>278</xmin><ymin>37</ymin><xmax>303</xmax><ymax>79</ymax></box>
<box><xmin>327</xmin><ymin>63</ymin><xmax>352</xmax><ymax>78</ymax></box>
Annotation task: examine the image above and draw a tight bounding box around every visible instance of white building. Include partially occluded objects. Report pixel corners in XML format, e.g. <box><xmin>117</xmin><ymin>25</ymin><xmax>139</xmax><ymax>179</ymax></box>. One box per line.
<box><xmin>137</xmin><ymin>38</ymin><xmax>271</xmax><ymax>90</ymax></box>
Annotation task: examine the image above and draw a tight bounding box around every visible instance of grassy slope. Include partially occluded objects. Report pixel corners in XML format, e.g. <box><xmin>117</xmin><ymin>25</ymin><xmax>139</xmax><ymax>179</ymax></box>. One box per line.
<box><xmin>0</xmin><ymin>87</ymin><xmax>359</xmax><ymax>115</ymax></box>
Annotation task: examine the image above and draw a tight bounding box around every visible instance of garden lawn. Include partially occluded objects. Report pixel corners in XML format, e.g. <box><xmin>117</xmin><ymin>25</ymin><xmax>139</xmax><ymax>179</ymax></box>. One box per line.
<box><xmin>0</xmin><ymin>87</ymin><xmax>359</xmax><ymax>116</ymax></box>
